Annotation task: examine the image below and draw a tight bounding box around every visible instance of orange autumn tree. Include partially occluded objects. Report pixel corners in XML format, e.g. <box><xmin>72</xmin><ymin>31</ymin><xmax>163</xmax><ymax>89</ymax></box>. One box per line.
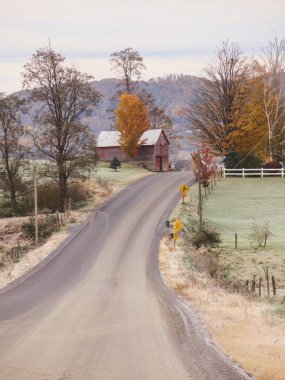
<box><xmin>115</xmin><ymin>93</ymin><xmax>150</xmax><ymax>158</ymax></box>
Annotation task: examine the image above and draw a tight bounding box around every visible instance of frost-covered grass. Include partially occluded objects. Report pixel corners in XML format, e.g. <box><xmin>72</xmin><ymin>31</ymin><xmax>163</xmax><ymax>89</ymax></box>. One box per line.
<box><xmin>192</xmin><ymin>177</ymin><xmax>285</xmax><ymax>248</ymax></box>
<box><xmin>159</xmin><ymin>237</ymin><xmax>285</xmax><ymax>380</ymax></box>
<box><xmin>179</xmin><ymin>177</ymin><xmax>285</xmax><ymax>287</ymax></box>
<box><xmin>92</xmin><ymin>162</ymin><xmax>152</xmax><ymax>191</ymax></box>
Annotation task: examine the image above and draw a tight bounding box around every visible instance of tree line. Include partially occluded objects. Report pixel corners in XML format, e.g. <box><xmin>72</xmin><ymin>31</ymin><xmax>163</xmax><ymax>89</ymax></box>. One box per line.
<box><xmin>0</xmin><ymin>46</ymin><xmax>176</xmax><ymax>215</ymax></box>
<box><xmin>182</xmin><ymin>37</ymin><xmax>285</xmax><ymax>168</ymax></box>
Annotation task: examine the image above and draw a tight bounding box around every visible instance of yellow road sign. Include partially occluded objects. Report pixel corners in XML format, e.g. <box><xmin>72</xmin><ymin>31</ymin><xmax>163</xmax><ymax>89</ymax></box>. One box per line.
<box><xmin>174</xmin><ymin>232</ymin><xmax>179</xmax><ymax>240</ymax></box>
<box><xmin>180</xmin><ymin>184</ymin><xmax>189</xmax><ymax>194</ymax></box>
<box><xmin>173</xmin><ymin>218</ymin><xmax>182</xmax><ymax>232</ymax></box>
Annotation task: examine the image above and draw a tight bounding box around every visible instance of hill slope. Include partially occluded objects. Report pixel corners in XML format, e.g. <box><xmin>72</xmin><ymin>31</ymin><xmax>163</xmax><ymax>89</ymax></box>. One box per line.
<box><xmin>15</xmin><ymin>75</ymin><xmax>201</xmax><ymax>152</ymax></box>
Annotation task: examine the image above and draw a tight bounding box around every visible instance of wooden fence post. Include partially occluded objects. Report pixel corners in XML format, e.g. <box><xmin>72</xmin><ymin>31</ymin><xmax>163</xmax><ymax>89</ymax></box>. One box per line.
<box><xmin>264</xmin><ymin>234</ymin><xmax>267</xmax><ymax>248</ymax></box>
<box><xmin>251</xmin><ymin>275</ymin><xmax>256</xmax><ymax>292</ymax></box>
<box><xmin>263</xmin><ymin>267</ymin><xmax>270</xmax><ymax>296</ymax></box>
<box><xmin>259</xmin><ymin>277</ymin><xmax>262</xmax><ymax>297</ymax></box>
<box><xmin>235</xmin><ymin>233</ymin><xmax>238</xmax><ymax>249</ymax></box>
<box><xmin>272</xmin><ymin>276</ymin><xmax>276</xmax><ymax>296</ymax></box>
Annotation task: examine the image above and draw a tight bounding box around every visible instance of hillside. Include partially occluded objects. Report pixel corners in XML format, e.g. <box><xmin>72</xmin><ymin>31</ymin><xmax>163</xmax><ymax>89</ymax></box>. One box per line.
<box><xmin>14</xmin><ymin>75</ymin><xmax>202</xmax><ymax>152</ymax></box>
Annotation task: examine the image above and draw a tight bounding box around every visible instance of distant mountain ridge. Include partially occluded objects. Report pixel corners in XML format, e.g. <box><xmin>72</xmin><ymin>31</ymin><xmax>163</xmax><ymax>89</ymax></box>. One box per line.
<box><xmin>14</xmin><ymin>74</ymin><xmax>202</xmax><ymax>151</ymax></box>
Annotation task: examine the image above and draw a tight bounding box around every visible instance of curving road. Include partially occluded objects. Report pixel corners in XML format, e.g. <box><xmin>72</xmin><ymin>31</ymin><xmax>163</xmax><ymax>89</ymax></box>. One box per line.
<box><xmin>0</xmin><ymin>172</ymin><xmax>250</xmax><ymax>380</ymax></box>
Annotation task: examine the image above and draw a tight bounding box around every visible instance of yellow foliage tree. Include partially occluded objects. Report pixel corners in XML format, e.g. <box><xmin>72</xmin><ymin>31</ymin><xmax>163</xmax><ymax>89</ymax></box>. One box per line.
<box><xmin>227</xmin><ymin>70</ymin><xmax>269</xmax><ymax>161</ymax></box>
<box><xmin>115</xmin><ymin>93</ymin><xmax>150</xmax><ymax>158</ymax></box>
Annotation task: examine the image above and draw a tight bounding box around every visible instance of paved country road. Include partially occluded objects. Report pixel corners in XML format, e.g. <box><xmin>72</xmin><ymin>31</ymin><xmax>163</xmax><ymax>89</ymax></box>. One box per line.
<box><xmin>0</xmin><ymin>172</ymin><xmax>250</xmax><ymax>380</ymax></box>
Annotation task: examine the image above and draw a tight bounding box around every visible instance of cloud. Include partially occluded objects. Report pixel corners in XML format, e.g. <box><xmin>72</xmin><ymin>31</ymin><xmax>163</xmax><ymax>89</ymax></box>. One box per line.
<box><xmin>0</xmin><ymin>0</ymin><xmax>285</xmax><ymax>92</ymax></box>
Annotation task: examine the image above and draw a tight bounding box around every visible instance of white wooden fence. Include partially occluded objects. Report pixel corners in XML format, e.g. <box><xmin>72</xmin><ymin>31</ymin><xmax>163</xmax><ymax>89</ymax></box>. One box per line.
<box><xmin>223</xmin><ymin>168</ymin><xmax>285</xmax><ymax>178</ymax></box>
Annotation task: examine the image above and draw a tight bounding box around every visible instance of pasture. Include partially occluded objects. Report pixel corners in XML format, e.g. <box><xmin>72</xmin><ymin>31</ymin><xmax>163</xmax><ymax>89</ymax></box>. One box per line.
<box><xmin>189</xmin><ymin>177</ymin><xmax>285</xmax><ymax>288</ymax></box>
<box><xmin>202</xmin><ymin>177</ymin><xmax>285</xmax><ymax>248</ymax></box>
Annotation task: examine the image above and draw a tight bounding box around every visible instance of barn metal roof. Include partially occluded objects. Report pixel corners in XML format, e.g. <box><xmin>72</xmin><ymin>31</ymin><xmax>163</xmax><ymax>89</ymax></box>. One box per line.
<box><xmin>97</xmin><ymin>129</ymin><xmax>164</xmax><ymax>147</ymax></box>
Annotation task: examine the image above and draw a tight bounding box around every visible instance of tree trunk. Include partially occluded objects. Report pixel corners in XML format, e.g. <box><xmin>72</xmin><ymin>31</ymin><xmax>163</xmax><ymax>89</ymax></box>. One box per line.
<box><xmin>7</xmin><ymin>168</ymin><xmax>17</xmax><ymax>214</ymax></box>
<box><xmin>58</xmin><ymin>162</ymin><xmax>67</xmax><ymax>212</ymax></box>
<box><xmin>10</xmin><ymin>187</ymin><xmax>17</xmax><ymax>214</ymax></box>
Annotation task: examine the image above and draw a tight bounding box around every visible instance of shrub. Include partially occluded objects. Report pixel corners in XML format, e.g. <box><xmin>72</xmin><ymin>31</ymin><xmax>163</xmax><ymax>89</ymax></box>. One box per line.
<box><xmin>192</xmin><ymin>226</ymin><xmax>221</xmax><ymax>248</ymax></box>
<box><xmin>110</xmin><ymin>157</ymin><xmax>121</xmax><ymax>171</ymax></box>
<box><xmin>248</xmin><ymin>221</ymin><xmax>272</xmax><ymax>247</ymax></box>
<box><xmin>21</xmin><ymin>214</ymin><xmax>58</xmax><ymax>242</ymax></box>
<box><xmin>36</xmin><ymin>183</ymin><xmax>59</xmax><ymax>211</ymax></box>
<box><xmin>223</xmin><ymin>150</ymin><xmax>262</xmax><ymax>169</ymax></box>
<box><xmin>261</xmin><ymin>161</ymin><xmax>283</xmax><ymax>169</ymax></box>
<box><xmin>0</xmin><ymin>202</ymin><xmax>32</xmax><ymax>217</ymax></box>
<box><xmin>0</xmin><ymin>206</ymin><xmax>13</xmax><ymax>218</ymax></box>
<box><xmin>67</xmin><ymin>183</ymin><xmax>91</xmax><ymax>204</ymax></box>
<box><xmin>35</xmin><ymin>182</ymin><xmax>92</xmax><ymax>211</ymax></box>
<box><xmin>94</xmin><ymin>176</ymin><xmax>111</xmax><ymax>188</ymax></box>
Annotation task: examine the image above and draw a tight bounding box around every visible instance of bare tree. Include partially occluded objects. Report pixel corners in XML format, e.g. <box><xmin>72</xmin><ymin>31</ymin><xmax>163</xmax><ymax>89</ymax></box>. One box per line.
<box><xmin>147</xmin><ymin>103</ymin><xmax>181</xmax><ymax>154</ymax></box>
<box><xmin>182</xmin><ymin>41</ymin><xmax>249</xmax><ymax>155</ymax></box>
<box><xmin>110</xmin><ymin>47</ymin><xmax>179</xmax><ymax>152</ymax></box>
<box><xmin>23</xmin><ymin>46</ymin><xmax>101</xmax><ymax>211</ymax></box>
<box><xmin>0</xmin><ymin>94</ymin><xmax>27</xmax><ymax>213</ymax></box>
<box><xmin>110</xmin><ymin>47</ymin><xmax>146</xmax><ymax>94</ymax></box>
<box><xmin>260</xmin><ymin>36</ymin><xmax>285</xmax><ymax>160</ymax></box>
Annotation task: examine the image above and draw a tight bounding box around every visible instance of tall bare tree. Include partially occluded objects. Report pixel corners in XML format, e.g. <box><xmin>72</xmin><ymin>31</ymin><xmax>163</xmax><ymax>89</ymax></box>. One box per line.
<box><xmin>110</xmin><ymin>47</ymin><xmax>178</xmax><ymax>152</ymax></box>
<box><xmin>23</xmin><ymin>46</ymin><xmax>101</xmax><ymax>211</ymax></box>
<box><xmin>110</xmin><ymin>47</ymin><xmax>146</xmax><ymax>94</ymax></box>
<box><xmin>182</xmin><ymin>41</ymin><xmax>249</xmax><ymax>155</ymax></box>
<box><xmin>260</xmin><ymin>36</ymin><xmax>285</xmax><ymax>160</ymax></box>
<box><xmin>0</xmin><ymin>94</ymin><xmax>27</xmax><ymax>213</ymax></box>
<box><xmin>147</xmin><ymin>102</ymin><xmax>181</xmax><ymax>154</ymax></box>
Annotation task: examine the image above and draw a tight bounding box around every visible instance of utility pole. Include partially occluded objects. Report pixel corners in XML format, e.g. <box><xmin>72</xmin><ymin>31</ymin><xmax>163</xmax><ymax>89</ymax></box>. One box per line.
<box><xmin>198</xmin><ymin>151</ymin><xmax>203</xmax><ymax>228</ymax></box>
<box><xmin>34</xmin><ymin>163</ymin><xmax>38</xmax><ymax>246</ymax></box>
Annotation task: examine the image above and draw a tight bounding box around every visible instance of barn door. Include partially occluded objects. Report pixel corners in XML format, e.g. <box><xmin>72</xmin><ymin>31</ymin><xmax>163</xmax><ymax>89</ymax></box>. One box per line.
<box><xmin>156</xmin><ymin>156</ymin><xmax>162</xmax><ymax>171</ymax></box>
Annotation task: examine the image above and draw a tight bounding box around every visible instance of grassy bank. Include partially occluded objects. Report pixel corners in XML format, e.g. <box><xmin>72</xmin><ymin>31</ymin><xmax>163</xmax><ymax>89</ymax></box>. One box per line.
<box><xmin>159</xmin><ymin>176</ymin><xmax>285</xmax><ymax>380</ymax></box>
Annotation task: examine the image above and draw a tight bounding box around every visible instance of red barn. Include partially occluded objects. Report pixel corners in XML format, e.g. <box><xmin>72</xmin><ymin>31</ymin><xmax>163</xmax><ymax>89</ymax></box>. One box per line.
<box><xmin>97</xmin><ymin>129</ymin><xmax>170</xmax><ymax>172</ymax></box>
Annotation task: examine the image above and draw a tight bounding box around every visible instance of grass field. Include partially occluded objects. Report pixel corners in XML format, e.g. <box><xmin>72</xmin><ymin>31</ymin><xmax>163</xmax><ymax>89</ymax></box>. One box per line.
<box><xmin>195</xmin><ymin>177</ymin><xmax>285</xmax><ymax>248</ymax></box>
<box><xmin>160</xmin><ymin>176</ymin><xmax>285</xmax><ymax>380</ymax></box>
<box><xmin>92</xmin><ymin>162</ymin><xmax>152</xmax><ymax>191</ymax></box>
<box><xmin>188</xmin><ymin>177</ymin><xmax>285</xmax><ymax>288</ymax></box>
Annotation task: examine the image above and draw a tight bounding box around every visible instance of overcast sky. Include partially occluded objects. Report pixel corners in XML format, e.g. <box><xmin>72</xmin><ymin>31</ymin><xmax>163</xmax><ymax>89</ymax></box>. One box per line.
<box><xmin>1</xmin><ymin>0</ymin><xmax>285</xmax><ymax>94</ymax></box>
